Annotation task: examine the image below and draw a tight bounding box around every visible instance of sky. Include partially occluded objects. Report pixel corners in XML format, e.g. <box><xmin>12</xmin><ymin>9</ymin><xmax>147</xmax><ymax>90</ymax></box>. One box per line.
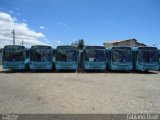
<box><xmin>0</xmin><ymin>0</ymin><xmax>160</xmax><ymax>48</ymax></box>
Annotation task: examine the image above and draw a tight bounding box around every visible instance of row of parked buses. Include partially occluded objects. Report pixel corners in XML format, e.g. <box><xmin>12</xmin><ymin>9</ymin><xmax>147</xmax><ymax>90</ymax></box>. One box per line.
<box><xmin>2</xmin><ymin>45</ymin><xmax>160</xmax><ymax>72</ymax></box>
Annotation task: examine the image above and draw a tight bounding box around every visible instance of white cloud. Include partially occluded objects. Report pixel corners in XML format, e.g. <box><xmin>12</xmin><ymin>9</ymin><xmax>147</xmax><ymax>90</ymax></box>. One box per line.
<box><xmin>8</xmin><ymin>9</ymin><xmax>20</xmax><ymax>16</ymax></box>
<box><xmin>40</xmin><ymin>26</ymin><xmax>45</xmax><ymax>29</ymax></box>
<box><xmin>44</xmin><ymin>38</ymin><xmax>50</xmax><ymax>43</ymax></box>
<box><xmin>0</xmin><ymin>11</ymin><xmax>48</xmax><ymax>48</ymax></box>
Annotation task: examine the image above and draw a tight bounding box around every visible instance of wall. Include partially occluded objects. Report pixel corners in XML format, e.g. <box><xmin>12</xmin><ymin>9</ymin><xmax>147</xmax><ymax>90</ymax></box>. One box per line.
<box><xmin>112</xmin><ymin>40</ymin><xmax>136</xmax><ymax>47</ymax></box>
<box><xmin>104</xmin><ymin>40</ymin><xmax>146</xmax><ymax>48</ymax></box>
<box><xmin>103</xmin><ymin>43</ymin><xmax>113</xmax><ymax>48</ymax></box>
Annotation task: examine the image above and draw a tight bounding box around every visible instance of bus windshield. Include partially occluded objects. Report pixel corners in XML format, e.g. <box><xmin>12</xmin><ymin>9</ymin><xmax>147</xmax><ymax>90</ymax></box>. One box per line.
<box><xmin>85</xmin><ymin>49</ymin><xmax>106</xmax><ymax>62</ymax></box>
<box><xmin>30</xmin><ymin>48</ymin><xmax>52</xmax><ymax>62</ymax></box>
<box><xmin>3</xmin><ymin>49</ymin><xmax>25</xmax><ymax>61</ymax></box>
<box><xmin>138</xmin><ymin>50</ymin><xmax>158</xmax><ymax>62</ymax></box>
<box><xmin>112</xmin><ymin>49</ymin><xmax>132</xmax><ymax>62</ymax></box>
<box><xmin>56</xmin><ymin>48</ymin><xmax>78</xmax><ymax>62</ymax></box>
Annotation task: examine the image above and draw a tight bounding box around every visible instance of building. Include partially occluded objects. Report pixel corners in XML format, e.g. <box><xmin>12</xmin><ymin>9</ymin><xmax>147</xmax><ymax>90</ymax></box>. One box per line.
<box><xmin>103</xmin><ymin>39</ymin><xmax>146</xmax><ymax>48</ymax></box>
<box><xmin>0</xmin><ymin>48</ymin><xmax>2</xmax><ymax>65</ymax></box>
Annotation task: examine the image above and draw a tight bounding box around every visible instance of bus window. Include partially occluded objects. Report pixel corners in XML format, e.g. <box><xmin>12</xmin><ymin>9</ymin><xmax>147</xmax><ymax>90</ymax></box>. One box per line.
<box><xmin>3</xmin><ymin>49</ymin><xmax>24</xmax><ymax>61</ymax></box>
<box><xmin>56</xmin><ymin>49</ymin><xmax>78</xmax><ymax>62</ymax></box>
<box><xmin>112</xmin><ymin>49</ymin><xmax>131</xmax><ymax>62</ymax></box>
<box><xmin>139</xmin><ymin>50</ymin><xmax>158</xmax><ymax>62</ymax></box>
<box><xmin>85</xmin><ymin>49</ymin><xmax>106</xmax><ymax>62</ymax></box>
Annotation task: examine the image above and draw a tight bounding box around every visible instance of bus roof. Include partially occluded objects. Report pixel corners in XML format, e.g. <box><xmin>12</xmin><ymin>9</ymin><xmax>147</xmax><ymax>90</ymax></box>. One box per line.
<box><xmin>3</xmin><ymin>45</ymin><xmax>25</xmax><ymax>49</ymax></box>
<box><xmin>132</xmin><ymin>46</ymin><xmax>158</xmax><ymax>51</ymax></box>
<box><xmin>84</xmin><ymin>46</ymin><xmax>105</xmax><ymax>50</ymax></box>
<box><xmin>31</xmin><ymin>45</ymin><xmax>52</xmax><ymax>49</ymax></box>
<box><xmin>106</xmin><ymin>46</ymin><xmax>132</xmax><ymax>51</ymax></box>
<box><xmin>56</xmin><ymin>45</ymin><xmax>77</xmax><ymax>49</ymax></box>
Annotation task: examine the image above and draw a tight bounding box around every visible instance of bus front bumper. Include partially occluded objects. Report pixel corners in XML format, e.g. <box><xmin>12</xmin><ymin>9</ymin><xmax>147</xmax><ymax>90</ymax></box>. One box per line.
<box><xmin>30</xmin><ymin>62</ymin><xmax>52</xmax><ymax>70</ymax></box>
<box><xmin>84</xmin><ymin>62</ymin><xmax>106</xmax><ymax>70</ymax></box>
<box><xmin>55</xmin><ymin>62</ymin><xmax>77</xmax><ymax>70</ymax></box>
<box><xmin>110</xmin><ymin>64</ymin><xmax>133</xmax><ymax>71</ymax></box>
<box><xmin>141</xmin><ymin>66</ymin><xmax>159</xmax><ymax>71</ymax></box>
<box><xmin>137</xmin><ymin>63</ymin><xmax>159</xmax><ymax>71</ymax></box>
<box><xmin>3</xmin><ymin>63</ymin><xmax>26</xmax><ymax>70</ymax></box>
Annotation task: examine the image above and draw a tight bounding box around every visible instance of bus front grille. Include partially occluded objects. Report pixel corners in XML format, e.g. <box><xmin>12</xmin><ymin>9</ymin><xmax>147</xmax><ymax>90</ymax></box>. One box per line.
<box><xmin>60</xmin><ymin>63</ymin><xmax>73</xmax><ymax>68</ymax></box>
<box><xmin>34</xmin><ymin>63</ymin><xmax>47</xmax><ymax>66</ymax></box>
<box><xmin>113</xmin><ymin>64</ymin><xmax>129</xmax><ymax>70</ymax></box>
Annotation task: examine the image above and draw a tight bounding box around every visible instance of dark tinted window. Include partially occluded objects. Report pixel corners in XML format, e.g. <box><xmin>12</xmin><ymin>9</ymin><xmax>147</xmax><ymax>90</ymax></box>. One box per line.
<box><xmin>112</xmin><ymin>49</ymin><xmax>132</xmax><ymax>62</ymax></box>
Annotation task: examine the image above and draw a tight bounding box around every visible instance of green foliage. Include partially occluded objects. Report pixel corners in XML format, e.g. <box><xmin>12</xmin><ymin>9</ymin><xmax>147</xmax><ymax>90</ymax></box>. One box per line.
<box><xmin>71</xmin><ymin>39</ymin><xmax>85</xmax><ymax>50</ymax></box>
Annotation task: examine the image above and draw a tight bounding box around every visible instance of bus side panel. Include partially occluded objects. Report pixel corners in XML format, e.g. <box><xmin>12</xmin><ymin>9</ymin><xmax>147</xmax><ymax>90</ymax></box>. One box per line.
<box><xmin>79</xmin><ymin>51</ymin><xmax>84</xmax><ymax>69</ymax></box>
<box><xmin>108</xmin><ymin>50</ymin><xmax>112</xmax><ymax>70</ymax></box>
<box><xmin>52</xmin><ymin>57</ymin><xmax>55</xmax><ymax>70</ymax></box>
<box><xmin>25</xmin><ymin>49</ymin><xmax>30</xmax><ymax>70</ymax></box>
<box><xmin>52</xmin><ymin>49</ymin><xmax>55</xmax><ymax>70</ymax></box>
<box><xmin>133</xmin><ymin>49</ymin><xmax>143</xmax><ymax>71</ymax></box>
<box><xmin>105</xmin><ymin>50</ymin><xmax>109</xmax><ymax>70</ymax></box>
<box><xmin>132</xmin><ymin>50</ymin><xmax>136</xmax><ymax>70</ymax></box>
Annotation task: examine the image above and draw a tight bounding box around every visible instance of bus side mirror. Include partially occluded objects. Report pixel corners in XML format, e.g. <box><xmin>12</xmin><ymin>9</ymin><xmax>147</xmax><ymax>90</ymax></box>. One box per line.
<box><xmin>28</xmin><ymin>49</ymin><xmax>30</xmax><ymax>54</ymax></box>
<box><xmin>26</xmin><ymin>49</ymin><xmax>29</xmax><ymax>58</ymax></box>
<box><xmin>77</xmin><ymin>51</ymin><xmax>79</xmax><ymax>56</ymax></box>
<box><xmin>52</xmin><ymin>50</ymin><xmax>55</xmax><ymax>55</ymax></box>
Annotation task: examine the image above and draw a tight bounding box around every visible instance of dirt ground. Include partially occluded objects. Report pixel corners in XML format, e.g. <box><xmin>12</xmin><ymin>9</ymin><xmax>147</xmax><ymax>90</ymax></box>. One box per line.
<box><xmin>0</xmin><ymin>66</ymin><xmax>160</xmax><ymax>114</ymax></box>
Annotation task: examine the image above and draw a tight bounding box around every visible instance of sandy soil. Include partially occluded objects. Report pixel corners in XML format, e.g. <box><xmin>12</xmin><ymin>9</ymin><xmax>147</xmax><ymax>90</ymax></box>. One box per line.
<box><xmin>0</xmin><ymin>66</ymin><xmax>160</xmax><ymax>114</ymax></box>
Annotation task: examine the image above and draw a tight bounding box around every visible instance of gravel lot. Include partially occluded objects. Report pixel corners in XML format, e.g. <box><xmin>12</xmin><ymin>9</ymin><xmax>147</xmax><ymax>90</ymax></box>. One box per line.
<box><xmin>0</xmin><ymin>66</ymin><xmax>160</xmax><ymax>114</ymax></box>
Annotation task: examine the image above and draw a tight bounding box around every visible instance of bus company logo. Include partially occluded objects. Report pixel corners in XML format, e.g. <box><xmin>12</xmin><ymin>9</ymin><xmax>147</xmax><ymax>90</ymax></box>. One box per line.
<box><xmin>2</xmin><ymin>114</ymin><xmax>18</xmax><ymax>120</ymax></box>
<box><xmin>127</xmin><ymin>114</ymin><xmax>159</xmax><ymax>120</ymax></box>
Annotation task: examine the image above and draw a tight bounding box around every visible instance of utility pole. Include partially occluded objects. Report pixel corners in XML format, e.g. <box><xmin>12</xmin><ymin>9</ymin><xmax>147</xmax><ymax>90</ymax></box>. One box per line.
<box><xmin>11</xmin><ymin>29</ymin><xmax>15</xmax><ymax>45</ymax></box>
<box><xmin>22</xmin><ymin>40</ymin><xmax>24</xmax><ymax>46</ymax></box>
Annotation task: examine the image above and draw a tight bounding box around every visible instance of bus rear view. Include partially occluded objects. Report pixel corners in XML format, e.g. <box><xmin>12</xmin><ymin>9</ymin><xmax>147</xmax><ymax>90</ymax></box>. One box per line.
<box><xmin>29</xmin><ymin>45</ymin><xmax>53</xmax><ymax>70</ymax></box>
<box><xmin>133</xmin><ymin>47</ymin><xmax>159</xmax><ymax>71</ymax></box>
<box><xmin>82</xmin><ymin>46</ymin><xmax>107</xmax><ymax>71</ymax></box>
<box><xmin>107</xmin><ymin>47</ymin><xmax>133</xmax><ymax>71</ymax></box>
<box><xmin>55</xmin><ymin>46</ymin><xmax>78</xmax><ymax>71</ymax></box>
<box><xmin>2</xmin><ymin>45</ymin><xmax>29</xmax><ymax>70</ymax></box>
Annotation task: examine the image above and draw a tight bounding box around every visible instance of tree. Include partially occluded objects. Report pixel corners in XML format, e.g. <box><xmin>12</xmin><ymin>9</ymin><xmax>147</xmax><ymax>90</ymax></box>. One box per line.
<box><xmin>71</xmin><ymin>39</ymin><xmax>85</xmax><ymax>50</ymax></box>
